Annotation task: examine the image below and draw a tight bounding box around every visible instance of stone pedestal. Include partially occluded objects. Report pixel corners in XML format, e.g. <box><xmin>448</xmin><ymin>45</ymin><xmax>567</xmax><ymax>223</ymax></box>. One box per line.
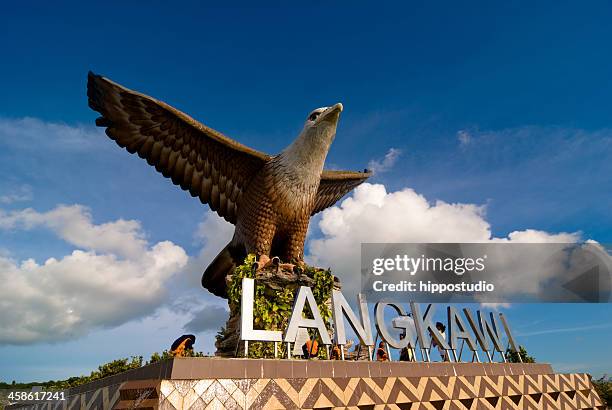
<box><xmin>7</xmin><ymin>359</ymin><xmax>604</xmax><ymax>409</ymax></box>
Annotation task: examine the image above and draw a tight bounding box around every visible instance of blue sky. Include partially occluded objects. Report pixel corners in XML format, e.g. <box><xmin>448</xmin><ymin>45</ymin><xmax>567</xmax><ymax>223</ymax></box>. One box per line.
<box><xmin>0</xmin><ymin>2</ymin><xmax>611</xmax><ymax>381</ymax></box>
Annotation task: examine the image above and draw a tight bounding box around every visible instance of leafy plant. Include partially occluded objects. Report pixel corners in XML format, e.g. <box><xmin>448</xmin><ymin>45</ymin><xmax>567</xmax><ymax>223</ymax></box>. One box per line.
<box><xmin>0</xmin><ymin>350</ymin><xmax>207</xmax><ymax>393</ymax></box>
<box><xmin>222</xmin><ymin>254</ymin><xmax>336</xmax><ymax>358</ymax></box>
<box><xmin>592</xmin><ymin>375</ymin><xmax>611</xmax><ymax>407</ymax></box>
<box><xmin>505</xmin><ymin>345</ymin><xmax>535</xmax><ymax>363</ymax></box>
<box><xmin>148</xmin><ymin>349</ymin><xmax>205</xmax><ymax>363</ymax></box>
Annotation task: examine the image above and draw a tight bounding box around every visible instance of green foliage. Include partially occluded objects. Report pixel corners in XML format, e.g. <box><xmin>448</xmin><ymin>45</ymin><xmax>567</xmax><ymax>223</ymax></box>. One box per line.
<box><xmin>96</xmin><ymin>356</ymin><xmax>143</xmax><ymax>379</ymax></box>
<box><xmin>592</xmin><ymin>375</ymin><xmax>611</xmax><ymax>407</ymax></box>
<box><xmin>148</xmin><ymin>349</ymin><xmax>205</xmax><ymax>364</ymax></box>
<box><xmin>223</xmin><ymin>254</ymin><xmax>336</xmax><ymax>358</ymax></box>
<box><xmin>0</xmin><ymin>350</ymin><xmax>207</xmax><ymax>393</ymax></box>
<box><xmin>505</xmin><ymin>345</ymin><xmax>535</xmax><ymax>363</ymax></box>
<box><xmin>309</xmin><ymin>265</ymin><xmax>335</xmax><ymax>324</ymax></box>
<box><xmin>148</xmin><ymin>350</ymin><xmax>174</xmax><ymax>364</ymax></box>
<box><xmin>0</xmin><ymin>356</ymin><xmax>143</xmax><ymax>391</ymax></box>
<box><xmin>227</xmin><ymin>254</ymin><xmax>258</xmax><ymax>314</ymax></box>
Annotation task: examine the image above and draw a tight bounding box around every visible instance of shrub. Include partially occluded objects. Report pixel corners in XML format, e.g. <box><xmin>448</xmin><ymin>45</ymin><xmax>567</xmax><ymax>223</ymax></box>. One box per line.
<box><xmin>222</xmin><ymin>254</ymin><xmax>335</xmax><ymax>358</ymax></box>
<box><xmin>592</xmin><ymin>376</ymin><xmax>611</xmax><ymax>408</ymax></box>
<box><xmin>505</xmin><ymin>345</ymin><xmax>535</xmax><ymax>363</ymax></box>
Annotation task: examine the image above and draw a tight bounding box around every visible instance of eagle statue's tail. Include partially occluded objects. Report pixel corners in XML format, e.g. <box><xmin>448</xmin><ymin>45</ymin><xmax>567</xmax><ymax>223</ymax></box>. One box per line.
<box><xmin>202</xmin><ymin>243</ymin><xmax>244</xmax><ymax>298</ymax></box>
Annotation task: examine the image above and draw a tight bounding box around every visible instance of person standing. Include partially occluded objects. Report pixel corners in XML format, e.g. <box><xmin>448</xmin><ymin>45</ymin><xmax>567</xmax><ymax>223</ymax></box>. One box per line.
<box><xmin>376</xmin><ymin>341</ymin><xmax>389</xmax><ymax>361</ymax></box>
<box><xmin>430</xmin><ymin>322</ymin><xmax>448</xmax><ymax>361</ymax></box>
<box><xmin>331</xmin><ymin>343</ymin><xmax>342</xmax><ymax>360</ymax></box>
<box><xmin>399</xmin><ymin>333</ymin><xmax>414</xmax><ymax>361</ymax></box>
<box><xmin>302</xmin><ymin>337</ymin><xmax>319</xmax><ymax>359</ymax></box>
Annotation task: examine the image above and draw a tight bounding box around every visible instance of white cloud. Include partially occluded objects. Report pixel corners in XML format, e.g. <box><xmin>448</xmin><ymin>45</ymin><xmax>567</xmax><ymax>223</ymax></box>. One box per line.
<box><xmin>180</xmin><ymin>211</ymin><xmax>235</xmax><ymax>290</ymax></box>
<box><xmin>160</xmin><ymin>210</ymin><xmax>234</xmax><ymax>338</ymax></box>
<box><xmin>184</xmin><ymin>305</ymin><xmax>229</xmax><ymax>333</ymax></box>
<box><xmin>0</xmin><ymin>205</ymin><xmax>148</xmax><ymax>260</ymax></box>
<box><xmin>0</xmin><ymin>182</ymin><xmax>593</xmax><ymax>345</ymax></box>
<box><xmin>516</xmin><ymin>323</ymin><xmax>612</xmax><ymax>337</ymax></box>
<box><xmin>308</xmin><ymin>183</ymin><xmax>490</xmax><ymax>282</ymax></box>
<box><xmin>492</xmin><ymin>229</ymin><xmax>579</xmax><ymax>243</ymax></box>
<box><xmin>367</xmin><ymin>148</ymin><xmax>402</xmax><ymax>174</ymax></box>
<box><xmin>0</xmin><ymin>117</ymin><xmax>104</xmax><ymax>151</ymax></box>
<box><xmin>0</xmin><ymin>205</ymin><xmax>188</xmax><ymax>344</ymax></box>
<box><xmin>480</xmin><ymin>303</ymin><xmax>511</xmax><ymax>310</ymax></box>
<box><xmin>0</xmin><ymin>185</ymin><xmax>33</xmax><ymax>204</ymax></box>
<box><xmin>307</xmin><ymin>183</ymin><xmax>582</xmax><ymax>297</ymax></box>
<box><xmin>457</xmin><ymin>130</ymin><xmax>472</xmax><ymax>145</ymax></box>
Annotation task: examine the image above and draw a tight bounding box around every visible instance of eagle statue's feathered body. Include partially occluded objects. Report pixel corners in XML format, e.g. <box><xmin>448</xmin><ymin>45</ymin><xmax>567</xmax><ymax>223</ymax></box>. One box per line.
<box><xmin>87</xmin><ymin>72</ymin><xmax>370</xmax><ymax>298</ymax></box>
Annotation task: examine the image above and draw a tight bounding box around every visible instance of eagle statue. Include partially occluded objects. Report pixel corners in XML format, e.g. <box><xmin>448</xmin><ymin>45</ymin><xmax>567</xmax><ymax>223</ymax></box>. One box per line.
<box><xmin>87</xmin><ymin>72</ymin><xmax>371</xmax><ymax>298</ymax></box>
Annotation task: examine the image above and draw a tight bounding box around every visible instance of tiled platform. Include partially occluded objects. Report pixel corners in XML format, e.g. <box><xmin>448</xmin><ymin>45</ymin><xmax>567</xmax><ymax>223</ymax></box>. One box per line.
<box><xmin>6</xmin><ymin>358</ymin><xmax>604</xmax><ymax>409</ymax></box>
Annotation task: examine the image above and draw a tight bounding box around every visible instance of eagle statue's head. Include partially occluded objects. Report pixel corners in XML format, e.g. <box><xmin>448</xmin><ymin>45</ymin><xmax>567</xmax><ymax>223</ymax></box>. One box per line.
<box><xmin>302</xmin><ymin>103</ymin><xmax>343</xmax><ymax>146</ymax></box>
<box><xmin>277</xmin><ymin>102</ymin><xmax>344</xmax><ymax>175</ymax></box>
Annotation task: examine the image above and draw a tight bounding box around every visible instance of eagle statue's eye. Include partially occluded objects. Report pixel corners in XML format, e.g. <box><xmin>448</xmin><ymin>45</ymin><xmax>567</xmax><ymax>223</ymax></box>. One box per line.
<box><xmin>308</xmin><ymin>111</ymin><xmax>321</xmax><ymax>121</ymax></box>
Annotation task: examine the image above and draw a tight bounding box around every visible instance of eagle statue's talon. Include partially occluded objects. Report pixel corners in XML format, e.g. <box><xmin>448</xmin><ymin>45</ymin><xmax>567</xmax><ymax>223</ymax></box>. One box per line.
<box><xmin>254</xmin><ymin>254</ymin><xmax>272</xmax><ymax>271</ymax></box>
<box><xmin>279</xmin><ymin>263</ymin><xmax>295</xmax><ymax>271</ymax></box>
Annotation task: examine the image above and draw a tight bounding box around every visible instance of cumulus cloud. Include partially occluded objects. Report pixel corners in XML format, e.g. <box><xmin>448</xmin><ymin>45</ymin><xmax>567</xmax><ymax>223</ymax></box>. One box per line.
<box><xmin>179</xmin><ymin>211</ymin><xmax>235</xmax><ymax>290</ymax></box>
<box><xmin>0</xmin><ymin>205</ymin><xmax>148</xmax><ymax>260</ymax></box>
<box><xmin>0</xmin><ymin>182</ymin><xmax>596</xmax><ymax>345</ymax></box>
<box><xmin>0</xmin><ymin>205</ymin><xmax>188</xmax><ymax>344</ymax></box>
<box><xmin>367</xmin><ymin>148</ymin><xmax>402</xmax><ymax>174</ymax></box>
<box><xmin>161</xmin><ymin>210</ymin><xmax>234</xmax><ymax>338</ymax></box>
<box><xmin>307</xmin><ymin>183</ymin><xmax>582</xmax><ymax>298</ymax></box>
<box><xmin>308</xmin><ymin>183</ymin><xmax>490</xmax><ymax>278</ymax></box>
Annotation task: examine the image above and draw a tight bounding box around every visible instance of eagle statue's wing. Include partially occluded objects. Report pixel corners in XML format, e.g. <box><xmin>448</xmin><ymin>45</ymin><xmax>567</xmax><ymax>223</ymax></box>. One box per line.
<box><xmin>312</xmin><ymin>170</ymin><xmax>371</xmax><ymax>215</ymax></box>
<box><xmin>87</xmin><ymin>72</ymin><xmax>271</xmax><ymax>224</ymax></box>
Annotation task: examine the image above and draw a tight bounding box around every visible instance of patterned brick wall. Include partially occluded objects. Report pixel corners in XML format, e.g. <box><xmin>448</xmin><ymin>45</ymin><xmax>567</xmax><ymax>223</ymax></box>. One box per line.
<box><xmin>158</xmin><ymin>373</ymin><xmax>604</xmax><ymax>409</ymax></box>
<box><xmin>6</xmin><ymin>359</ymin><xmax>604</xmax><ymax>410</ymax></box>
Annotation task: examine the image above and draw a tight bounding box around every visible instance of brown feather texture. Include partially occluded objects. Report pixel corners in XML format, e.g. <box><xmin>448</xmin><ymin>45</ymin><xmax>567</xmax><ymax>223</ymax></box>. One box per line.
<box><xmin>87</xmin><ymin>72</ymin><xmax>371</xmax><ymax>297</ymax></box>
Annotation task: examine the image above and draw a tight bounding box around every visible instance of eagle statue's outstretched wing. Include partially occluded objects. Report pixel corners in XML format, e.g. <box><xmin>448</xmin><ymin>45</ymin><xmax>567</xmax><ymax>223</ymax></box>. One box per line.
<box><xmin>87</xmin><ymin>72</ymin><xmax>271</xmax><ymax>224</ymax></box>
<box><xmin>312</xmin><ymin>170</ymin><xmax>371</xmax><ymax>215</ymax></box>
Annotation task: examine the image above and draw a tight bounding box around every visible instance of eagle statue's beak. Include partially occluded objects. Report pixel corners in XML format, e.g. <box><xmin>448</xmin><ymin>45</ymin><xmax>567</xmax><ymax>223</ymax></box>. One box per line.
<box><xmin>317</xmin><ymin>103</ymin><xmax>343</xmax><ymax>124</ymax></box>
